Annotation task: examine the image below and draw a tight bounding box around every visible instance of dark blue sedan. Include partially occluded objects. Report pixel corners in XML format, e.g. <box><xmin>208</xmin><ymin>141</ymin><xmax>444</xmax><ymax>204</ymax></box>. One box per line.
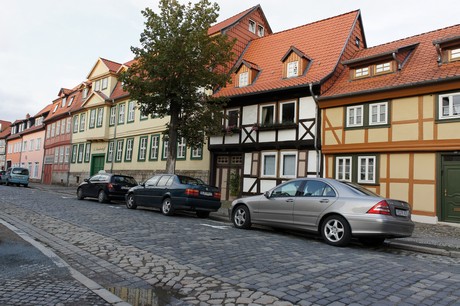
<box><xmin>125</xmin><ymin>174</ymin><xmax>221</xmax><ymax>218</ymax></box>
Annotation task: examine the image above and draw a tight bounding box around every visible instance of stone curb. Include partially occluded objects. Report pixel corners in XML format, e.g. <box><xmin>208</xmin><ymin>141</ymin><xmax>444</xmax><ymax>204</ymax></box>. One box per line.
<box><xmin>0</xmin><ymin>219</ymin><xmax>132</xmax><ymax>306</ymax></box>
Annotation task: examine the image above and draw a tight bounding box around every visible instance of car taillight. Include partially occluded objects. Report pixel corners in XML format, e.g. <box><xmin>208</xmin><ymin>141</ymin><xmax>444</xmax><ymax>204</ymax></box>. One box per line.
<box><xmin>213</xmin><ymin>192</ymin><xmax>221</xmax><ymax>199</ymax></box>
<box><xmin>185</xmin><ymin>189</ymin><xmax>199</xmax><ymax>197</ymax></box>
<box><xmin>367</xmin><ymin>200</ymin><xmax>391</xmax><ymax>215</ymax></box>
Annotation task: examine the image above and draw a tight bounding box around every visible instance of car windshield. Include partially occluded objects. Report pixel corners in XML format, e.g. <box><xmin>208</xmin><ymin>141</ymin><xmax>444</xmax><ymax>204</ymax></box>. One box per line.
<box><xmin>178</xmin><ymin>176</ymin><xmax>205</xmax><ymax>185</ymax></box>
<box><xmin>12</xmin><ymin>168</ymin><xmax>29</xmax><ymax>175</ymax></box>
<box><xmin>339</xmin><ymin>181</ymin><xmax>379</xmax><ymax>197</ymax></box>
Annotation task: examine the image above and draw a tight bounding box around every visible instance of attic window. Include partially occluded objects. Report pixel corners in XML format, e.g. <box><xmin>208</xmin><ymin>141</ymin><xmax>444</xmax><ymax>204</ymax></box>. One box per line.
<box><xmin>287</xmin><ymin>61</ymin><xmax>299</xmax><ymax>78</ymax></box>
<box><xmin>68</xmin><ymin>96</ymin><xmax>74</xmax><ymax>107</ymax></box>
<box><xmin>449</xmin><ymin>48</ymin><xmax>460</xmax><ymax>61</ymax></box>
<box><xmin>62</xmin><ymin>97</ymin><xmax>67</xmax><ymax>108</ymax></box>
<box><xmin>258</xmin><ymin>25</ymin><xmax>264</xmax><ymax>37</ymax></box>
<box><xmin>354</xmin><ymin>67</ymin><xmax>370</xmax><ymax>78</ymax></box>
<box><xmin>239</xmin><ymin>72</ymin><xmax>249</xmax><ymax>87</ymax></box>
<box><xmin>248</xmin><ymin>20</ymin><xmax>256</xmax><ymax>34</ymax></box>
<box><xmin>102</xmin><ymin>78</ymin><xmax>108</xmax><ymax>90</ymax></box>
<box><xmin>82</xmin><ymin>88</ymin><xmax>88</xmax><ymax>99</ymax></box>
<box><xmin>53</xmin><ymin>104</ymin><xmax>58</xmax><ymax>113</ymax></box>
<box><xmin>375</xmin><ymin>62</ymin><xmax>392</xmax><ymax>74</ymax></box>
<box><xmin>355</xmin><ymin>37</ymin><xmax>361</xmax><ymax>48</ymax></box>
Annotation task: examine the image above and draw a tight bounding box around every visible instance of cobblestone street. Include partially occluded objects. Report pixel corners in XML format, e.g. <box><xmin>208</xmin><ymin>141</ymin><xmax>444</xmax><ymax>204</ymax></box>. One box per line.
<box><xmin>1</xmin><ymin>186</ymin><xmax>459</xmax><ymax>305</ymax></box>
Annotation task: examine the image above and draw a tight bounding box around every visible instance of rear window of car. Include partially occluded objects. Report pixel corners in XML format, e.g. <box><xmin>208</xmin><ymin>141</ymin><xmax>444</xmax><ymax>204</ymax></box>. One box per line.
<box><xmin>12</xmin><ymin>168</ymin><xmax>29</xmax><ymax>175</ymax></box>
<box><xmin>178</xmin><ymin>176</ymin><xmax>205</xmax><ymax>185</ymax></box>
<box><xmin>113</xmin><ymin>176</ymin><xmax>137</xmax><ymax>185</ymax></box>
<box><xmin>340</xmin><ymin>181</ymin><xmax>379</xmax><ymax>196</ymax></box>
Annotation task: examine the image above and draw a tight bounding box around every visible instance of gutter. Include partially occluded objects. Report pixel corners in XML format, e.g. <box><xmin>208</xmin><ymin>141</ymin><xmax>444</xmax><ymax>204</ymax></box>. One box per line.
<box><xmin>309</xmin><ymin>83</ymin><xmax>321</xmax><ymax>178</ymax></box>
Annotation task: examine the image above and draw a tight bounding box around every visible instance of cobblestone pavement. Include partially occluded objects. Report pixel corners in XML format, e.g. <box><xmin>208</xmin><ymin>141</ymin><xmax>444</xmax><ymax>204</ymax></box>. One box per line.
<box><xmin>1</xmin><ymin>185</ymin><xmax>460</xmax><ymax>305</ymax></box>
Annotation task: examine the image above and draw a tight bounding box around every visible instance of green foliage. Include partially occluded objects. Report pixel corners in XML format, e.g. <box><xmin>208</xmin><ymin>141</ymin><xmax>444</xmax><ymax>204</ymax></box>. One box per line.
<box><xmin>120</xmin><ymin>0</ymin><xmax>235</xmax><ymax>172</ymax></box>
<box><xmin>229</xmin><ymin>170</ymin><xmax>240</xmax><ymax>196</ymax></box>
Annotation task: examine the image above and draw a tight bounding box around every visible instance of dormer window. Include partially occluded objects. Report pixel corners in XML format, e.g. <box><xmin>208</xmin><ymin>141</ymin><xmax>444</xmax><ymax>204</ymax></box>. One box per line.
<box><xmin>287</xmin><ymin>61</ymin><xmax>299</xmax><ymax>78</ymax></box>
<box><xmin>354</xmin><ymin>67</ymin><xmax>369</xmax><ymax>78</ymax></box>
<box><xmin>248</xmin><ymin>20</ymin><xmax>256</xmax><ymax>34</ymax></box>
<box><xmin>68</xmin><ymin>96</ymin><xmax>74</xmax><ymax>107</ymax></box>
<box><xmin>449</xmin><ymin>48</ymin><xmax>460</xmax><ymax>61</ymax></box>
<box><xmin>355</xmin><ymin>37</ymin><xmax>361</xmax><ymax>48</ymax></box>
<box><xmin>82</xmin><ymin>88</ymin><xmax>88</xmax><ymax>99</ymax></box>
<box><xmin>238</xmin><ymin>72</ymin><xmax>249</xmax><ymax>87</ymax></box>
<box><xmin>257</xmin><ymin>25</ymin><xmax>264</xmax><ymax>37</ymax></box>
<box><xmin>62</xmin><ymin>97</ymin><xmax>67</xmax><ymax>107</ymax></box>
<box><xmin>102</xmin><ymin>78</ymin><xmax>108</xmax><ymax>90</ymax></box>
<box><xmin>94</xmin><ymin>80</ymin><xmax>100</xmax><ymax>91</ymax></box>
<box><xmin>53</xmin><ymin>104</ymin><xmax>58</xmax><ymax>113</ymax></box>
<box><xmin>375</xmin><ymin>62</ymin><xmax>392</xmax><ymax>74</ymax></box>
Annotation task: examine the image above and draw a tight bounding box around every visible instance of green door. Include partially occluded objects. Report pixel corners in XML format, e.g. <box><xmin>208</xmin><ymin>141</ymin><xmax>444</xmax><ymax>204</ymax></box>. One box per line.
<box><xmin>441</xmin><ymin>162</ymin><xmax>460</xmax><ymax>223</ymax></box>
<box><xmin>90</xmin><ymin>155</ymin><xmax>105</xmax><ymax>176</ymax></box>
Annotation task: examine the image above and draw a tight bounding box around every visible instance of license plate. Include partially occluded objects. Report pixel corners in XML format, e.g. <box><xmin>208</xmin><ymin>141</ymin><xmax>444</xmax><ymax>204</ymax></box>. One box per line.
<box><xmin>395</xmin><ymin>209</ymin><xmax>409</xmax><ymax>217</ymax></box>
<box><xmin>200</xmin><ymin>191</ymin><xmax>213</xmax><ymax>197</ymax></box>
<box><xmin>121</xmin><ymin>186</ymin><xmax>130</xmax><ymax>190</ymax></box>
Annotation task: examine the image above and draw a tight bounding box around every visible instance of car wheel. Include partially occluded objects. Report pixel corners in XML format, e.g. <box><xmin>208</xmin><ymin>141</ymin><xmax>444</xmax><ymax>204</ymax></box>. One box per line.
<box><xmin>196</xmin><ymin>211</ymin><xmax>210</xmax><ymax>218</ymax></box>
<box><xmin>232</xmin><ymin>205</ymin><xmax>251</xmax><ymax>229</ymax></box>
<box><xmin>358</xmin><ymin>237</ymin><xmax>385</xmax><ymax>247</ymax></box>
<box><xmin>161</xmin><ymin>197</ymin><xmax>174</xmax><ymax>216</ymax></box>
<box><xmin>77</xmin><ymin>188</ymin><xmax>84</xmax><ymax>200</ymax></box>
<box><xmin>6</xmin><ymin>180</ymin><xmax>10</xmax><ymax>186</ymax></box>
<box><xmin>126</xmin><ymin>193</ymin><xmax>137</xmax><ymax>209</ymax></box>
<box><xmin>23</xmin><ymin>184</ymin><xmax>28</xmax><ymax>188</ymax></box>
<box><xmin>321</xmin><ymin>215</ymin><xmax>351</xmax><ymax>247</ymax></box>
<box><xmin>98</xmin><ymin>190</ymin><xmax>108</xmax><ymax>203</ymax></box>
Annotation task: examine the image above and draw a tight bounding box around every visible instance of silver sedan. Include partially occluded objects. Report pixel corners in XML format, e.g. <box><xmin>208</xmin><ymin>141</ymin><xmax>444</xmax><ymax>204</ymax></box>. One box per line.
<box><xmin>231</xmin><ymin>178</ymin><xmax>414</xmax><ymax>247</ymax></box>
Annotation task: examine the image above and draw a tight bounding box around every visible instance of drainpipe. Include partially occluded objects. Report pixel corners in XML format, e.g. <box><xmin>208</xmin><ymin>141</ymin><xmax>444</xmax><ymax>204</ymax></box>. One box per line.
<box><xmin>110</xmin><ymin>99</ymin><xmax>117</xmax><ymax>173</ymax></box>
<box><xmin>309</xmin><ymin>83</ymin><xmax>321</xmax><ymax>178</ymax></box>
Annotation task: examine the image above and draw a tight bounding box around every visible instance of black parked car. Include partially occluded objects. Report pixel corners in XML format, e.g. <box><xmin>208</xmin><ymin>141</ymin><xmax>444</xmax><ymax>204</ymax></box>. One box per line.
<box><xmin>125</xmin><ymin>174</ymin><xmax>221</xmax><ymax>218</ymax></box>
<box><xmin>77</xmin><ymin>173</ymin><xmax>138</xmax><ymax>203</ymax></box>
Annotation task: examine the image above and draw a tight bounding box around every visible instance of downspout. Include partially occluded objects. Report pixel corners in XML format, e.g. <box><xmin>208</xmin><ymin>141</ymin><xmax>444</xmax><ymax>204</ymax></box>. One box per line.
<box><xmin>66</xmin><ymin>111</ymin><xmax>71</xmax><ymax>186</ymax></box>
<box><xmin>309</xmin><ymin>83</ymin><xmax>321</xmax><ymax>178</ymax></box>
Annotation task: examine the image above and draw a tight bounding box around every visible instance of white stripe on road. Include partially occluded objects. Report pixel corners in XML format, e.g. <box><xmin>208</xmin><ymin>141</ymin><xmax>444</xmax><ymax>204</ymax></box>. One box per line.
<box><xmin>200</xmin><ymin>224</ymin><xmax>229</xmax><ymax>229</ymax></box>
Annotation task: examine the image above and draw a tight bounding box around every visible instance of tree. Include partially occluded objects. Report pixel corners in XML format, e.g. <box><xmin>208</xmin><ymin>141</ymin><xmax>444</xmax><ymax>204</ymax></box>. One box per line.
<box><xmin>120</xmin><ymin>0</ymin><xmax>235</xmax><ymax>174</ymax></box>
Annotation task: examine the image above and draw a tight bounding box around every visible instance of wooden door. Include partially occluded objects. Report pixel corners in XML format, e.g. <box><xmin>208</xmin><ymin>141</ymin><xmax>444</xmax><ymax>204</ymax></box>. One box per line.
<box><xmin>441</xmin><ymin>157</ymin><xmax>460</xmax><ymax>223</ymax></box>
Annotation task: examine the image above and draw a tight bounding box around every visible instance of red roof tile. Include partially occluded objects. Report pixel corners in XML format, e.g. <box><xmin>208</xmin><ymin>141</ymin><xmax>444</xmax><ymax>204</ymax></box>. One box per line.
<box><xmin>100</xmin><ymin>57</ymin><xmax>122</xmax><ymax>73</ymax></box>
<box><xmin>208</xmin><ymin>5</ymin><xmax>258</xmax><ymax>35</ymax></box>
<box><xmin>321</xmin><ymin>24</ymin><xmax>460</xmax><ymax>99</ymax></box>
<box><xmin>214</xmin><ymin>10</ymin><xmax>361</xmax><ymax>98</ymax></box>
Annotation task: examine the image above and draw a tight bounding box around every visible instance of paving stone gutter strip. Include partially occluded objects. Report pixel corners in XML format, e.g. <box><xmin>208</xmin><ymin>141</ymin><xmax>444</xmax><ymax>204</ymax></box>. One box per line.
<box><xmin>0</xmin><ymin>219</ymin><xmax>132</xmax><ymax>306</ymax></box>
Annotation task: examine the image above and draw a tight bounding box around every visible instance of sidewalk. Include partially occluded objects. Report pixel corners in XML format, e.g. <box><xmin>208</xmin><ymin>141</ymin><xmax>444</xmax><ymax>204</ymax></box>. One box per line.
<box><xmin>28</xmin><ymin>182</ymin><xmax>460</xmax><ymax>257</ymax></box>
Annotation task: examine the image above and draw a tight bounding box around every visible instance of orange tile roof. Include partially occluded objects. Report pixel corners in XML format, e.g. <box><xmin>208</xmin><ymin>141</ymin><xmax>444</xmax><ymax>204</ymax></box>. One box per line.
<box><xmin>100</xmin><ymin>57</ymin><xmax>123</xmax><ymax>73</ymax></box>
<box><xmin>214</xmin><ymin>10</ymin><xmax>361</xmax><ymax>98</ymax></box>
<box><xmin>0</xmin><ymin>126</ymin><xmax>11</xmax><ymax>139</ymax></box>
<box><xmin>321</xmin><ymin>24</ymin><xmax>460</xmax><ymax>99</ymax></box>
<box><xmin>208</xmin><ymin>5</ymin><xmax>257</xmax><ymax>36</ymax></box>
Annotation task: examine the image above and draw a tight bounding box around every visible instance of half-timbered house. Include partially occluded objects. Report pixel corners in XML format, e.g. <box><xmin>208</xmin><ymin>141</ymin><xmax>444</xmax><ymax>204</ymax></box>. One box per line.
<box><xmin>319</xmin><ymin>25</ymin><xmax>460</xmax><ymax>224</ymax></box>
<box><xmin>210</xmin><ymin>11</ymin><xmax>366</xmax><ymax>200</ymax></box>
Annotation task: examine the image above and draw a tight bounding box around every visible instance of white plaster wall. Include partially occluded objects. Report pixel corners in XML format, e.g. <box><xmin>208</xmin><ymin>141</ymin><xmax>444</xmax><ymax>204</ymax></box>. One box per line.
<box><xmin>243</xmin><ymin>177</ymin><xmax>257</xmax><ymax>192</ymax></box>
<box><xmin>242</xmin><ymin>105</ymin><xmax>258</xmax><ymax>125</ymax></box>
<box><xmin>260</xmin><ymin>180</ymin><xmax>277</xmax><ymax>192</ymax></box>
<box><xmin>244</xmin><ymin>153</ymin><xmax>252</xmax><ymax>175</ymax></box>
<box><xmin>259</xmin><ymin>131</ymin><xmax>276</xmax><ymax>142</ymax></box>
<box><xmin>278</xmin><ymin>129</ymin><xmax>296</xmax><ymax>141</ymax></box>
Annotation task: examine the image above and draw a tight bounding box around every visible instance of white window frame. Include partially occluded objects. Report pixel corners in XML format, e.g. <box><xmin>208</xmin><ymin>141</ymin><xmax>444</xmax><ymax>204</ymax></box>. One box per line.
<box><xmin>109</xmin><ymin>106</ymin><xmax>116</xmax><ymax>125</ymax></box>
<box><xmin>279</xmin><ymin>100</ymin><xmax>297</xmax><ymax>124</ymax></box>
<box><xmin>107</xmin><ymin>141</ymin><xmax>114</xmax><ymax>162</ymax></box>
<box><xmin>89</xmin><ymin>109</ymin><xmax>96</xmax><ymax>128</ymax></box>
<box><xmin>94</xmin><ymin>80</ymin><xmax>101</xmax><ymax>91</ymax></box>
<box><xmin>287</xmin><ymin>61</ymin><xmax>299</xmax><ymax>78</ymax></box>
<box><xmin>138</xmin><ymin>137</ymin><xmax>147</xmax><ymax>161</ymax></box>
<box><xmin>369</xmin><ymin>102</ymin><xmax>388</xmax><ymax>125</ymax></box>
<box><xmin>358</xmin><ymin>156</ymin><xmax>376</xmax><ymax>184</ymax></box>
<box><xmin>66</xmin><ymin>118</ymin><xmax>71</xmax><ymax>133</ymax></box>
<box><xmin>248</xmin><ymin>19</ymin><xmax>256</xmax><ymax>33</ymax></box>
<box><xmin>36</xmin><ymin>138</ymin><xmax>41</xmax><ymax>151</ymax></box>
<box><xmin>260</xmin><ymin>104</ymin><xmax>276</xmax><ymax>126</ymax></box>
<box><xmin>336</xmin><ymin>157</ymin><xmax>352</xmax><ymax>182</ymax></box>
<box><xmin>162</xmin><ymin>140</ymin><xmax>169</xmax><ymax>160</ymax></box>
<box><xmin>102</xmin><ymin>77</ymin><xmax>108</xmax><ymax>90</ymax></box>
<box><xmin>127</xmin><ymin>101</ymin><xmax>135</xmax><ymax>122</ymax></box>
<box><xmin>79</xmin><ymin>113</ymin><xmax>86</xmax><ymax>132</ymax></box>
<box><xmin>59</xmin><ymin>147</ymin><xmax>64</xmax><ymax>163</ymax></box>
<box><xmin>375</xmin><ymin>62</ymin><xmax>391</xmax><ymax>74</ymax></box>
<box><xmin>280</xmin><ymin>151</ymin><xmax>297</xmax><ymax>178</ymax></box>
<box><xmin>177</xmin><ymin>137</ymin><xmax>186</xmax><ymax>159</ymax></box>
<box><xmin>191</xmin><ymin>146</ymin><xmax>202</xmax><ymax>159</ymax></box>
<box><xmin>354</xmin><ymin>66</ymin><xmax>369</xmax><ymax>78</ymax></box>
<box><xmin>97</xmin><ymin>108</ymin><xmax>104</xmax><ymax>127</ymax></box>
<box><xmin>84</xmin><ymin>143</ymin><xmax>91</xmax><ymax>162</ymax></box>
<box><xmin>54</xmin><ymin>148</ymin><xmax>59</xmax><ymax>164</ymax></box>
<box><xmin>118</xmin><ymin>103</ymin><xmax>125</xmax><ymax>124</ymax></box>
<box><xmin>64</xmin><ymin>146</ymin><xmax>70</xmax><ymax>163</ymax></box>
<box><xmin>439</xmin><ymin>92</ymin><xmax>460</xmax><ymax>120</ymax></box>
<box><xmin>60</xmin><ymin>119</ymin><xmax>65</xmax><ymax>134</ymax></box>
<box><xmin>238</xmin><ymin>72</ymin><xmax>249</xmax><ymax>87</ymax></box>
<box><xmin>257</xmin><ymin>25</ymin><xmax>264</xmax><ymax>37</ymax></box>
<box><xmin>261</xmin><ymin>152</ymin><xmax>277</xmax><ymax>178</ymax></box>
<box><xmin>346</xmin><ymin>105</ymin><xmax>364</xmax><ymax>127</ymax></box>
<box><xmin>51</xmin><ymin>123</ymin><xmax>55</xmax><ymax>137</ymax></box>
<box><xmin>150</xmin><ymin>135</ymin><xmax>159</xmax><ymax>160</ymax></box>
<box><xmin>115</xmin><ymin>140</ymin><xmax>124</xmax><ymax>162</ymax></box>
<box><xmin>126</xmin><ymin>138</ymin><xmax>134</xmax><ymax>161</ymax></box>
<box><xmin>450</xmin><ymin>48</ymin><xmax>460</xmax><ymax>61</ymax></box>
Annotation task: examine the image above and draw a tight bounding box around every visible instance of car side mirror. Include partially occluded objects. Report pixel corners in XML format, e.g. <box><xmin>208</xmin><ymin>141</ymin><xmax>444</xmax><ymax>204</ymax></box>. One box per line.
<box><xmin>264</xmin><ymin>191</ymin><xmax>271</xmax><ymax>198</ymax></box>
<box><xmin>140</xmin><ymin>182</ymin><xmax>145</xmax><ymax>187</ymax></box>
<box><xmin>84</xmin><ymin>178</ymin><xmax>89</xmax><ymax>183</ymax></box>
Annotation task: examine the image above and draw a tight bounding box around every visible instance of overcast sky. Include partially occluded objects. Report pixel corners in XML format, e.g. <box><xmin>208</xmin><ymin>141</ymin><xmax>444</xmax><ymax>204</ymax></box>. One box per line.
<box><xmin>1</xmin><ymin>0</ymin><xmax>459</xmax><ymax>123</ymax></box>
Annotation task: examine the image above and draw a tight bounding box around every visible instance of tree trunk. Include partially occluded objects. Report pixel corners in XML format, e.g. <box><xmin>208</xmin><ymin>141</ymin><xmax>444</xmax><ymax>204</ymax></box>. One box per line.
<box><xmin>165</xmin><ymin>106</ymin><xmax>179</xmax><ymax>174</ymax></box>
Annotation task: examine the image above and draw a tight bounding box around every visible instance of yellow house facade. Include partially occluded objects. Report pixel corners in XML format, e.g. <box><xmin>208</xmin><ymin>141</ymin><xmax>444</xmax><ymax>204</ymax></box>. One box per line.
<box><xmin>68</xmin><ymin>58</ymin><xmax>211</xmax><ymax>185</ymax></box>
<box><xmin>320</xmin><ymin>26</ymin><xmax>460</xmax><ymax>224</ymax></box>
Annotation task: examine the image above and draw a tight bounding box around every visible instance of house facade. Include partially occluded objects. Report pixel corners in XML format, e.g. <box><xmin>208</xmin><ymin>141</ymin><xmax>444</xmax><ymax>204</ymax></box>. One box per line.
<box><xmin>319</xmin><ymin>25</ymin><xmax>460</xmax><ymax>224</ymax></box>
<box><xmin>6</xmin><ymin>119</ymin><xmax>27</xmax><ymax>169</ymax></box>
<box><xmin>0</xmin><ymin>120</ymin><xmax>11</xmax><ymax>170</ymax></box>
<box><xmin>210</xmin><ymin>11</ymin><xmax>366</xmax><ymax>200</ymax></box>
<box><xmin>68</xmin><ymin>58</ymin><xmax>212</xmax><ymax>185</ymax></box>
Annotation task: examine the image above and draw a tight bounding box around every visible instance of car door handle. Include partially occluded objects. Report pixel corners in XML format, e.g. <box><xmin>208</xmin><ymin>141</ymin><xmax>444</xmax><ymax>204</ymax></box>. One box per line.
<box><xmin>319</xmin><ymin>199</ymin><xmax>329</xmax><ymax>204</ymax></box>
<box><xmin>286</xmin><ymin>199</ymin><xmax>294</xmax><ymax>203</ymax></box>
